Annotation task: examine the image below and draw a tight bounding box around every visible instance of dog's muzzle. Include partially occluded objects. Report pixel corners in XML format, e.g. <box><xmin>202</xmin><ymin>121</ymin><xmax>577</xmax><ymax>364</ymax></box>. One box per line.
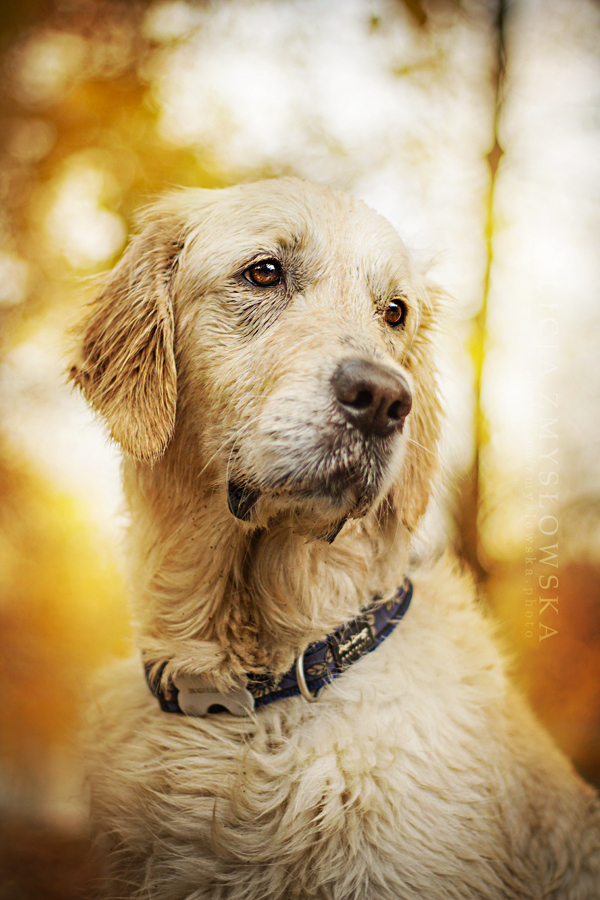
<box><xmin>226</xmin><ymin>357</ymin><xmax>412</xmax><ymax>535</ymax></box>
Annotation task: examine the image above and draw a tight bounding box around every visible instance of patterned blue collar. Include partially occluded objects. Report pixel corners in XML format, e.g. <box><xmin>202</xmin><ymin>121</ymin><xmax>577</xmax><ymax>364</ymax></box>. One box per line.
<box><xmin>145</xmin><ymin>577</ymin><xmax>413</xmax><ymax>717</ymax></box>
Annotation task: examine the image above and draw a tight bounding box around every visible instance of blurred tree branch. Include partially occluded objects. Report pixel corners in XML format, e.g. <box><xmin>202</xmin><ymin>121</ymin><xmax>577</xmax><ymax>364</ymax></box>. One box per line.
<box><xmin>453</xmin><ymin>0</ymin><xmax>507</xmax><ymax>583</ymax></box>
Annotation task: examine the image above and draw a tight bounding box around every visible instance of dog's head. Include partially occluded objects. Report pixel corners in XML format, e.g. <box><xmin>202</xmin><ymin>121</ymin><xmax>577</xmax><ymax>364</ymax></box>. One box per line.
<box><xmin>70</xmin><ymin>178</ymin><xmax>442</xmax><ymax>539</ymax></box>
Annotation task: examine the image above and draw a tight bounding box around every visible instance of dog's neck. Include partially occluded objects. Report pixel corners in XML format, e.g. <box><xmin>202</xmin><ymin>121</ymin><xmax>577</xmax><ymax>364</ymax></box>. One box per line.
<box><xmin>122</xmin><ymin>451</ymin><xmax>411</xmax><ymax>688</ymax></box>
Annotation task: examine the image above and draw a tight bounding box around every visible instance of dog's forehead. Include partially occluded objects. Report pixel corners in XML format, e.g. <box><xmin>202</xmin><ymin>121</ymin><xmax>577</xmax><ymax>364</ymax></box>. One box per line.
<box><xmin>181</xmin><ymin>179</ymin><xmax>412</xmax><ymax>283</ymax></box>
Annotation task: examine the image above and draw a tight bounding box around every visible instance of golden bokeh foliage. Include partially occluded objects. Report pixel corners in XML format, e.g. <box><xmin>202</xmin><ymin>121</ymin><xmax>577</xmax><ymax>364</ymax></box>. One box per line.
<box><xmin>0</xmin><ymin>442</ymin><xmax>131</xmax><ymax>777</ymax></box>
<box><xmin>490</xmin><ymin>561</ymin><xmax>600</xmax><ymax>787</ymax></box>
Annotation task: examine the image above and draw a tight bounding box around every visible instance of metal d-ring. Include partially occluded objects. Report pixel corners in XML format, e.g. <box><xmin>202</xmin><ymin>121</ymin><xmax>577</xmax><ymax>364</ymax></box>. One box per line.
<box><xmin>295</xmin><ymin>650</ymin><xmax>320</xmax><ymax>702</ymax></box>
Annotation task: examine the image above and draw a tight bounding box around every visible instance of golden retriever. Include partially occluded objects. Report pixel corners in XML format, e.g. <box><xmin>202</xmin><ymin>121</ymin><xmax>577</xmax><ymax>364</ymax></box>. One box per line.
<box><xmin>70</xmin><ymin>178</ymin><xmax>600</xmax><ymax>898</ymax></box>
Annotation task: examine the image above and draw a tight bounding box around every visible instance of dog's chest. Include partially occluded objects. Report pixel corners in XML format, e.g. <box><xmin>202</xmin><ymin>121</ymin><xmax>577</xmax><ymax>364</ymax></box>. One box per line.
<box><xmin>87</xmin><ymin>584</ymin><xmax>565</xmax><ymax>898</ymax></box>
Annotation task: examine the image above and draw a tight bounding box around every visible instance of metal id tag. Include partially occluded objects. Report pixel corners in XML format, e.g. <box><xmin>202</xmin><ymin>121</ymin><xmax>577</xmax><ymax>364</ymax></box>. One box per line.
<box><xmin>172</xmin><ymin>672</ymin><xmax>255</xmax><ymax>717</ymax></box>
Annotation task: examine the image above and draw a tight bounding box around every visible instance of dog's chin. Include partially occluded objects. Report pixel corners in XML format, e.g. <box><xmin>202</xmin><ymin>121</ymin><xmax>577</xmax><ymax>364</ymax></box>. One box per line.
<box><xmin>226</xmin><ymin>474</ymin><xmax>380</xmax><ymax>543</ymax></box>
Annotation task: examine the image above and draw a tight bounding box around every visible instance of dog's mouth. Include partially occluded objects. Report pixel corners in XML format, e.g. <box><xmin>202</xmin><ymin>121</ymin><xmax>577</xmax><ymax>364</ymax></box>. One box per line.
<box><xmin>226</xmin><ymin>455</ymin><xmax>388</xmax><ymax>541</ymax></box>
<box><xmin>227</xmin><ymin>478</ymin><xmax>349</xmax><ymax>543</ymax></box>
<box><xmin>227</xmin><ymin>480</ymin><xmax>261</xmax><ymax>521</ymax></box>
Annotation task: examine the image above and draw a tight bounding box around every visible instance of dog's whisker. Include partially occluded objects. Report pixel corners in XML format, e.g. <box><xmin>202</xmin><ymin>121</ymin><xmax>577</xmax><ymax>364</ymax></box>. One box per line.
<box><xmin>194</xmin><ymin>420</ymin><xmax>256</xmax><ymax>484</ymax></box>
<box><xmin>404</xmin><ymin>435</ymin><xmax>438</xmax><ymax>461</ymax></box>
<box><xmin>405</xmin><ymin>435</ymin><xmax>461</xmax><ymax>482</ymax></box>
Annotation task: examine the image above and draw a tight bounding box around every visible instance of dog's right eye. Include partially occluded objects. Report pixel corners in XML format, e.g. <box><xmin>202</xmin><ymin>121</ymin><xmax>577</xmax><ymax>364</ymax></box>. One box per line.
<box><xmin>244</xmin><ymin>259</ymin><xmax>282</xmax><ymax>287</ymax></box>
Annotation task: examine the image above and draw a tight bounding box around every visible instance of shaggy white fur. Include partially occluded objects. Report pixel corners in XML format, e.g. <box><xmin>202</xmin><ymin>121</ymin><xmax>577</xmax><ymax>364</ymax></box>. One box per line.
<box><xmin>71</xmin><ymin>178</ymin><xmax>600</xmax><ymax>899</ymax></box>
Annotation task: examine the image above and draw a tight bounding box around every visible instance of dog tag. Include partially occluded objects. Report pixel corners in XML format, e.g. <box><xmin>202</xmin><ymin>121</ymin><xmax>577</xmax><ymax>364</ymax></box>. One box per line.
<box><xmin>172</xmin><ymin>672</ymin><xmax>255</xmax><ymax>717</ymax></box>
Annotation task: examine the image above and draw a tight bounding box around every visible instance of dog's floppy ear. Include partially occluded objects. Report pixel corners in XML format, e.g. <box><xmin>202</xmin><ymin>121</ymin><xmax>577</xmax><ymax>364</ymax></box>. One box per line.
<box><xmin>69</xmin><ymin>220</ymin><xmax>181</xmax><ymax>464</ymax></box>
<box><xmin>394</xmin><ymin>281</ymin><xmax>445</xmax><ymax>531</ymax></box>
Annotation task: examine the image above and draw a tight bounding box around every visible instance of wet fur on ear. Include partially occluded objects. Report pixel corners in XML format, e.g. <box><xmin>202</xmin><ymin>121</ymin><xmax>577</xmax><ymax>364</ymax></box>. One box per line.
<box><xmin>395</xmin><ymin>281</ymin><xmax>446</xmax><ymax>531</ymax></box>
<box><xmin>69</xmin><ymin>223</ymin><xmax>180</xmax><ymax>464</ymax></box>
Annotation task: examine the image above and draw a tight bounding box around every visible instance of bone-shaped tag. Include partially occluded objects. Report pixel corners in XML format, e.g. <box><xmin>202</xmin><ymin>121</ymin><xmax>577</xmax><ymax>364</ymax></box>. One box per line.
<box><xmin>172</xmin><ymin>673</ymin><xmax>255</xmax><ymax>717</ymax></box>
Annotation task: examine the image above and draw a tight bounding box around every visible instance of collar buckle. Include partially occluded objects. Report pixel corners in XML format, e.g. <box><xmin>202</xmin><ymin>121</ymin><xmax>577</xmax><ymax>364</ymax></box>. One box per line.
<box><xmin>295</xmin><ymin>650</ymin><xmax>322</xmax><ymax>702</ymax></box>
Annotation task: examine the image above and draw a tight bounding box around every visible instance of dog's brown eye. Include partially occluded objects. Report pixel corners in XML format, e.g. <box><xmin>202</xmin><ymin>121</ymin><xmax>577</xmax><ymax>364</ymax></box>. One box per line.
<box><xmin>384</xmin><ymin>300</ymin><xmax>408</xmax><ymax>329</ymax></box>
<box><xmin>244</xmin><ymin>259</ymin><xmax>282</xmax><ymax>287</ymax></box>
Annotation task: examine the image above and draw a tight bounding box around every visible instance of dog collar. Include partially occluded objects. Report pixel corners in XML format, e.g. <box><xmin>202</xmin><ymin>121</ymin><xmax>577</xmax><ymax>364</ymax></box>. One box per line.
<box><xmin>144</xmin><ymin>577</ymin><xmax>413</xmax><ymax>717</ymax></box>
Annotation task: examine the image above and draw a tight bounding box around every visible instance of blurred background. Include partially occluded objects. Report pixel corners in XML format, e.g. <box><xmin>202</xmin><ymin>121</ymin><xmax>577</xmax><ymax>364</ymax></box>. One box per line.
<box><xmin>0</xmin><ymin>0</ymin><xmax>599</xmax><ymax>894</ymax></box>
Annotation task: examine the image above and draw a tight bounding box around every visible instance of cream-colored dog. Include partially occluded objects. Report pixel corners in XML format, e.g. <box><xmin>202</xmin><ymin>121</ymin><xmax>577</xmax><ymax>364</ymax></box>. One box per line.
<box><xmin>71</xmin><ymin>178</ymin><xmax>600</xmax><ymax>899</ymax></box>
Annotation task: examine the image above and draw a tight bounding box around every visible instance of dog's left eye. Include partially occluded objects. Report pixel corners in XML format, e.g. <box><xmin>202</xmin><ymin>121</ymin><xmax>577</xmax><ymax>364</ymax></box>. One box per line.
<box><xmin>384</xmin><ymin>300</ymin><xmax>408</xmax><ymax>329</ymax></box>
<box><xmin>244</xmin><ymin>259</ymin><xmax>282</xmax><ymax>287</ymax></box>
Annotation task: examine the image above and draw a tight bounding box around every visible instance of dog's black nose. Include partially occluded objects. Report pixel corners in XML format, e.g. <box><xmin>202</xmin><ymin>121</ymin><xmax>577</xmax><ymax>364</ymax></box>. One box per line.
<box><xmin>331</xmin><ymin>359</ymin><xmax>412</xmax><ymax>438</ymax></box>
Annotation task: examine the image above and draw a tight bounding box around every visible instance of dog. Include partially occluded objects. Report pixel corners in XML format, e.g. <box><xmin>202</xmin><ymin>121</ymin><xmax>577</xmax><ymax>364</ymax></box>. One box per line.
<box><xmin>70</xmin><ymin>178</ymin><xmax>600</xmax><ymax>898</ymax></box>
